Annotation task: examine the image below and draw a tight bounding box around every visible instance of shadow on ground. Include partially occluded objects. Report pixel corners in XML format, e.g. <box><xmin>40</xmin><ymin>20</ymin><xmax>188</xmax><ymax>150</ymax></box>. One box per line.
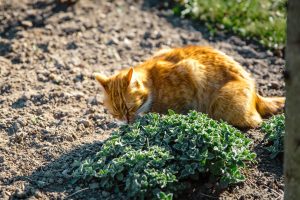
<box><xmin>0</xmin><ymin>0</ymin><xmax>76</xmax><ymax>40</ymax></box>
<box><xmin>7</xmin><ymin>141</ymin><xmax>106</xmax><ymax>199</ymax></box>
<box><xmin>6</xmin><ymin>129</ymin><xmax>283</xmax><ymax>200</ymax></box>
<box><xmin>7</xmin><ymin>139</ymin><xmax>226</xmax><ymax>200</ymax></box>
<box><xmin>253</xmin><ymin>139</ymin><xmax>283</xmax><ymax>179</ymax></box>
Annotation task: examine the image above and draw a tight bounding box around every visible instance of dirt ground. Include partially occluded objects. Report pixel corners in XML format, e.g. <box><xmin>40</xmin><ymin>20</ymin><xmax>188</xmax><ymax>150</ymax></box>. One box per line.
<box><xmin>0</xmin><ymin>0</ymin><xmax>285</xmax><ymax>199</ymax></box>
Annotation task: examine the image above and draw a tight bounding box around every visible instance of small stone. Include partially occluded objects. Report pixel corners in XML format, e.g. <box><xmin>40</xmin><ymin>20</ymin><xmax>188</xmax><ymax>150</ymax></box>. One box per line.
<box><xmin>151</xmin><ymin>31</ymin><xmax>162</xmax><ymax>39</ymax></box>
<box><xmin>126</xmin><ymin>31</ymin><xmax>135</xmax><ymax>40</ymax></box>
<box><xmin>92</xmin><ymin>114</ymin><xmax>105</xmax><ymax>120</ymax></box>
<box><xmin>0</xmin><ymin>155</ymin><xmax>4</xmax><ymax>163</ymax></box>
<box><xmin>123</xmin><ymin>38</ymin><xmax>132</xmax><ymax>50</ymax></box>
<box><xmin>87</xmin><ymin>96</ymin><xmax>99</xmax><ymax>105</ymax></box>
<box><xmin>65</xmin><ymin>134</ymin><xmax>74</xmax><ymax>142</ymax></box>
<box><xmin>0</xmin><ymin>83</ymin><xmax>11</xmax><ymax>94</ymax></box>
<box><xmin>107</xmin><ymin>37</ymin><xmax>119</xmax><ymax>45</ymax></box>
<box><xmin>78</xmin><ymin>119</ymin><xmax>91</xmax><ymax>128</ymax></box>
<box><xmin>21</xmin><ymin>20</ymin><xmax>33</xmax><ymax>27</ymax></box>
<box><xmin>71</xmin><ymin>57</ymin><xmax>81</xmax><ymax>66</ymax></box>
<box><xmin>101</xmin><ymin>123</ymin><xmax>108</xmax><ymax>130</ymax></box>
<box><xmin>53</xmin><ymin>111</ymin><xmax>68</xmax><ymax>119</ymax></box>
<box><xmin>77</xmin><ymin>123</ymin><xmax>85</xmax><ymax>131</ymax></box>
<box><xmin>72</xmin><ymin>133</ymin><xmax>78</xmax><ymax>140</ymax></box>
<box><xmin>37</xmin><ymin>73</ymin><xmax>49</xmax><ymax>82</ymax></box>
<box><xmin>71</xmin><ymin>91</ymin><xmax>84</xmax><ymax>99</ymax></box>
<box><xmin>5</xmin><ymin>190</ymin><xmax>11</xmax><ymax>196</ymax></box>
<box><xmin>266</xmin><ymin>50</ymin><xmax>273</xmax><ymax>57</ymax></box>
<box><xmin>268</xmin><ymin>82</ymin><xmax>279</xmax><ymax>89</ymax></box>
<box><xmin>13</xmin><ymin>121</ymin><xmax>22</xmax><ymax>130</ymax></box>
<box><xmin>99</xmin><ymin>13</ymin><xmax>106</xmax><ymax>19</ymax></box>
<box><xmin>35</xmin><ymin>108</ymin><xmax>44</xmax><ymax>115</ymax></box>
<box><xmin>34</xmin><ymin>190</ymin><xmax>43</xmax><ymax>198</ymax></box>
<box><xmin>48</xmin><ymin>73</ymin><xmax>56</xmax><ymax>80</ymax></box>
<box><xmin>16</xmin><ymin>118</ymin><xmax>26</xmax><ymax>126</ymax></box>
<box><xmin>143</xmin><ymin>31</ymin><xmax>151</xmax><ymax>39</ymax></box>
<box><xmin>49</xmin><ymin>73</ymin><xmax>61</xmax><ymax>84</ymax></box>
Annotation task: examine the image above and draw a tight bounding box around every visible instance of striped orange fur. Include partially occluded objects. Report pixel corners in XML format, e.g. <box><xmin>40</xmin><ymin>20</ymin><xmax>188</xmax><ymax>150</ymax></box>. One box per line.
<box><xmin>94</xmin><ymin>46</ymin><xmax>285</xmax><ymax>128</ymax></box>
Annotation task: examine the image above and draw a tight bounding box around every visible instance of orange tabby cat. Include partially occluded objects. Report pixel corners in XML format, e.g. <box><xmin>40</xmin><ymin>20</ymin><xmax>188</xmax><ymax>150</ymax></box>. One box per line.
<box><xmin>94</xmin><ymin>46</ymin><xmax>285</xmax><ymax>128</ymax></box>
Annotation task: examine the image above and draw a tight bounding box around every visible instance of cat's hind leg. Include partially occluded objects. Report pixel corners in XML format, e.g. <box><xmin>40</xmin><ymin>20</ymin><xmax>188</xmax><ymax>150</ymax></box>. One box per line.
<box><xmin>208</xmin><ymin>80</ymin><xmax>262</xmax><ymax>128</ymax></box>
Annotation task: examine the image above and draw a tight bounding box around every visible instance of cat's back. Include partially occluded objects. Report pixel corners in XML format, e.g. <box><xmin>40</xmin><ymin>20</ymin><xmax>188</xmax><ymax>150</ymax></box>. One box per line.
<box><xmin>155</xmin><ymin>45</ymin><xmax>228</xmax><ymax>63</ymax></box>
<box><xmin>154</xmin><ymin>45</ymin><xmax>251</xmax><ymax>81</ymax></box>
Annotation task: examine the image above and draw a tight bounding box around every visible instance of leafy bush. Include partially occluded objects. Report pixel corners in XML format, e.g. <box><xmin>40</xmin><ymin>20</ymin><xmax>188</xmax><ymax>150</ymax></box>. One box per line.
<box><xmin>72</xmin><ymin>111</ymin><xmax>256</xmax><ymax>199</ymax></box>
<box><xmin>173</xmin><ymin>0</ymin><xmax>286</xmax><ymax>50</ymax></box>
<box><xmin>261</xmin><ymin>114</ymin><xmax>285</xmax><ymax>158</ymax></box>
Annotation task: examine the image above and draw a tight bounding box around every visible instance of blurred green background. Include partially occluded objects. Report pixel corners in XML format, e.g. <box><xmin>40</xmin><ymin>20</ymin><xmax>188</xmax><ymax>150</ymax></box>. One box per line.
<box><xmin>173</xmin><ymin>0</ymin><xmax>286</xmax><ymax>50</ymax></box>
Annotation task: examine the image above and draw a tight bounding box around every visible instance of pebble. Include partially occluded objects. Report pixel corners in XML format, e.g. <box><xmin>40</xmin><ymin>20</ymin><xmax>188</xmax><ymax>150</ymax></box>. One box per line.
<box><xmin>107</xmin><ymin>37</ymin><xmax>119</xmax><ymax>45</ymax></box>
<box><xmin>87</xmin><ymin>96</ymin><xmax>100</xmax><ymax>105</ymax></box>
<box><xmin>21</xmin><ymin>20</ymin><xmax>33</xmax><ymax>28</ymax></box>
<box><xmin>34</xmin><ymin>190</ymin><xmax>43</xmax><ymax>198</ymax></box>
<box><xmin>78</xmin><ymin>119</ymin><xmax>91</xmax><ymax>128</ymax></box>
<box><xmin>5</xmin><ymin>190</ymin><xmax>11</xmax><ymax>196</ymax></box>
<box><xmin>71</xmin><ymin>57</ymin><xmax>82</xmax><ymax>66</ymax></box>
<box><xmin>123</xmin><ymin>38</ymin><xmax>132</xmax><ymax>50</ymax></box>
<box><xmin>16</xmin><ymin>118</ymin><xmax>26</xmax><ymax>126</ymax></box>
<box><xmin>65</xmin><ymin>134</ymin><xmax>75</xmax><ymax>142</ymax></box>
<box><xmin>92</xmin><ymin>114</ymin><xmax>105</xmax><ymax>120</ymax></box>
<box><xmin>268</xmin><ymin>82</ymin><xmax>280</xmax><ymax>90</ymax></box>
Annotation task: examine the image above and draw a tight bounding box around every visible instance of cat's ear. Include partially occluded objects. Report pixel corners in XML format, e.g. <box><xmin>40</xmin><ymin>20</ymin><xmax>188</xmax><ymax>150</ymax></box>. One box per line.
<box><xmin>126</xmin><ymin>68</ymin><xmax>140</xmax><ymax>87</ymax></box>
<box><xmin>93</xmin><ymin>73</ymin><xmax>108</xmax><ymax>91</ymax></box>
<box><xmin>126</xmin><ymin>68</ymin><xmax>134</xmax><ymax>83</ymax></box>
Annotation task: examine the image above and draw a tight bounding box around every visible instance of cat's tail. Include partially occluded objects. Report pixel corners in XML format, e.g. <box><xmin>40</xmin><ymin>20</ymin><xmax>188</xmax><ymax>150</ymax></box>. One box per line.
<box><xmin>255</xmin><ymin>94</ymin><xmax>285</xmax><ymax>117</ymax></box>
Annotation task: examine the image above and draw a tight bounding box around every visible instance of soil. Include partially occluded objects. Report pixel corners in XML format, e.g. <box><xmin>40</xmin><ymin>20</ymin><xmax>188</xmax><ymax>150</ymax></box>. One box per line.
<box><xmin>0</xmin><ymin>0</ymin><xmax>285</xmax><ymax>199</ymax></box>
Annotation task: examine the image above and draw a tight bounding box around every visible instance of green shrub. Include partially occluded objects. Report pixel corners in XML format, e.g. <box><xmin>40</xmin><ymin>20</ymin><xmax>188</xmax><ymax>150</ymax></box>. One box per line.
<box><xmin>261</xmin><ymin>114</ymin><xmax>285</xmax><ymax>158</ymax></box>
<box><xmin>174</xmin><ymin>0</ymin><xmax>286</xmax><ymax>50</ymax></box>
<box><xmin>72</xmin><ymin>111</ymin><xmax>256</xmax><ymax>199</ymax></box>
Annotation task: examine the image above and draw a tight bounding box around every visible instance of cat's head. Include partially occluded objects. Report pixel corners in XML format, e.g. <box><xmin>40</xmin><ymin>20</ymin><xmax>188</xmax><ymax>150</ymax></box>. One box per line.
<box><xmin>94</xmin><ymin>68</ymin><xmax>151</xmax><ymax>123</ymax></box>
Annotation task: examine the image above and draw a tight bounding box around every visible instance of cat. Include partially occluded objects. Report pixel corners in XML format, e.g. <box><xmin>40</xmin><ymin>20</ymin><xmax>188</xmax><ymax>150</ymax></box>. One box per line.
<box><xmin>94</xmin><ymin>45</ymin><xmax>285</xmax><ymax>128</ymax></box>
